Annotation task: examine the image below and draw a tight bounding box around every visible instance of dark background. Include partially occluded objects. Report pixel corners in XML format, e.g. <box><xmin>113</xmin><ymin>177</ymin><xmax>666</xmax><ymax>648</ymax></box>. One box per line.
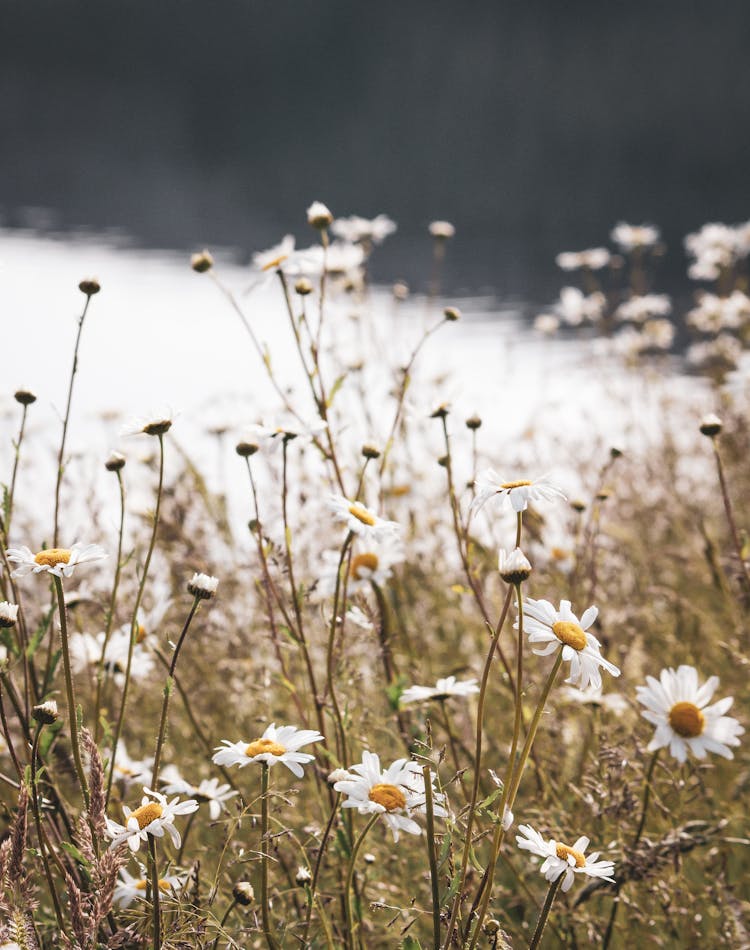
<box><xmin>2</xmin><ymin>1</ymin><xmax>749</xmax><ymax>298</ymax></box>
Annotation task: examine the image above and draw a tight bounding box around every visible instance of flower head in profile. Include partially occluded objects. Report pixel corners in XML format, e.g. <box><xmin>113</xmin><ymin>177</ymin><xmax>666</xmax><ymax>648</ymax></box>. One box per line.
<box><xmin>472</xmin><ymin>470</ymin><xmax>565</xmax><ymax>515</ymax></box>
<box><xmin>307</xmin><ymin>201</ymin><xmax>333</xmax><ymax>229</ymax></box>
<box><xmin>105</xmin><ymin>788</ymin><xmax>198</xmax><ymax>853</ymax></box>
<box><xmin>516</xmin><ymin>824</ymin><xmax>615</xmax><ymax>892</ymax></box>
<box><xmin>332</xmin><ymin>214</ymin><xmax>397</xmax><ymax>246</ymax></box>
<box><xmin>187</xmin><ymin>572</ymin><xmax>219</xmax><ymax>600</ymax></box>
<box><xmin>7</xmin><ymin>542</ymin><xmax>107</xmax><ymax>579</ymax></box>
<box><xmin>611</xmin><ymin>222</ymin><xmax>660</xmax><ymax>251</ymax></box>
<box><xmin>429</xmin><ymin>220</ymin><xmax>455</xmax><ymax>239</ymax></box>
<box><xmin>636</xmin><ymin>665</ymin><xmax>743</xmax><ymax>764</ymax></box>
<box><xmin>0</xmin><ymin>602</ymin><xmax>19</xmax><ymax>628</ymax></box>
<box><xmin>113</xmin><ymin>866</ymin><xmax>184</xmax><ymax>908</ymax></box>
<box><xmin>212</xmin><ymin>724</ymin><xmax>323</xmax><ymax>778</ymax></box>
<box><xmin>333</xmin><ymin>751</ymin><xmax>447</xmax><ymax>841</ymax></box>
<box><xmin>252</xmin><ymin>234</ymin><xmax>296</xmax><ymax>273</ymax></box>
<box><xmin>160</xmin><ymin>771</ymin><xmax>237</xmax><ymax>820</ymax></box>
<box><xmin>399</xmin><ymin>676</ymin><xmax>479</xmax><ymax>706</ymax></box>
<box><xmin>520</xmin><ymin>598</ymin><xmax>620</xmax><ymax>691</ymax></box>
<box><xmin>555</xmin><ymin>248</ymin><xmax>610</xmax><ymax>271</ymax></box>
<box><xmin>121</xmin><ymin>411</ymin><xmax>174</xmax><ymax>437</ymax></box>
<box><xmin>556</xmin><ymin>287</ymin><xmax>605</xmax><ymax>326</ymax></box>
<box><xmin>328</xmin><ymin>495</ymin><xmax>400</xmax><ymax>542</ymax></box>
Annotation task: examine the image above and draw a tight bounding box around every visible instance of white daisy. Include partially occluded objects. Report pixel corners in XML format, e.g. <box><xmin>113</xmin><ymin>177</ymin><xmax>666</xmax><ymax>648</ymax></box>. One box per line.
<box><xmin>555</xmin><ymin>248</ymin><xmax>610</xmax><ymax>271</ymax></box>
<box><xmin>0</xmin><ymin>602</ymin><xmax>19</xmax><ymax>628</ymax></box>
<box><xmin>399</xmin><ymin>676</ymin><xmax>479</xmax><ymax>706</ymax></box>
<box><xmin>635</xmin><ymin>665</ymin><xmax>743</xmax><ymax>764</ymax></box>
<box><xmin>472</xmin><ymin>470</ymin><xmax>566</xmax><ymax>515</ymax></box>
<box><xmin>187</xmin><ymin>572</ymin><xmax>219</xmax><ymax>600</ymax></box>
<box><xmin>108</xmin><ymin>742</ymin><xmax>153</xmax><ymax>791</ymax></box>
<box><xmin>242</xmin><ymin>418</ymin><xmax>328</xmax><ymax>455</ymax></box>
<box><xmin>516</xmin><ymin>824</ymin><xmax>615</xmax><ymax>893</ymax></box>
<box><xmin>615</xmin><ymin>294</ymin><xmax>672</xmax><ymax>324</ymax></box>
<box><xmin>331</xmin><ymin>214</ymin><xmax>397</xmax><ymax>245</ymax></box>
<box><xmin>316</xmin><ymin>535</ymin><xmax>405</xmax><ymax>598</ymax></box>
<box><xmin>520</xmin><ymin>598</ymin><xmax>620</xmax><ymax>691</ymax></box>
<box><xmin>556</xmin><ymin>287</ymin><xmax>605</xmax><ymax>326</ymax></box>
<box><xmin>113</xmin><ymin>866</ymin><xmax>184</xmax><ymax>908</ymax></box>
<box><xmin>328</xmin><ymin>495</ymin><xmax>400</xmax><ymax>542</ymax></box>
<box><xmin>333</xmin><ymin>751</ymin><xmax>447</xmax><ymax>842</ymax></box>
<box><xmin>212</xmin><ymin>723</ymin><xmax>323</xmax><ymax>778</ymax></box>
<box><xmin>121</xmin><ymin>411</ymin><xmax>174</xmax><ymax>437</ymax></box>
<box><xmin>429</xmin><ymin>221</ymin><xmax>455</xmax><ymax>239</ymax></box>
<box><xmin>611</xmin><ymin>222</ymin><xmax>660</xmax><ymax>251</ymax></box>
<box><xmin>307</xmin><ymin>201</ymin><xmax>333</xmax><ymax>229</ymax></box>
<box><xmin>105</xmin><ymin>788</ymin><xmax>198</xmax><ymax>853</ymax></box>
<box><xmin>252</xmin><ymin>234</ymin><xmax>296</xmax><ymax>273</ymax></box>
<box><xmin>561</xmin><ymin>685</ymin><xmax>628</xmax><ymax>714</ymax></box>
<box><xmin>7</xmin><ymin>542</ymin><xmax>107</xmax><ymax>579</ymax></box>
<box><xmin>160</xmin><ymin>771</ymin><xmax>237</xmax><ymax>820</ymax></box>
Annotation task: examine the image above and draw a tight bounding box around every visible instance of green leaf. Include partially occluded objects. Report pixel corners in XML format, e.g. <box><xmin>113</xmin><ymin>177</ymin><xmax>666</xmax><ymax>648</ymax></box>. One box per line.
<box><xmin>326</xmin><ymin>373</ymin><xmax>347</xmax><ymax>408</ymax></box>
<box><xmin>61</xmin><ymin>841</ymin><xmax>90</xmax><ymax>868</ymax></box>
<box><xmin>402</xmin><ymin>937</ymin><xmax>422</xmax><ymax>949</ymax></box>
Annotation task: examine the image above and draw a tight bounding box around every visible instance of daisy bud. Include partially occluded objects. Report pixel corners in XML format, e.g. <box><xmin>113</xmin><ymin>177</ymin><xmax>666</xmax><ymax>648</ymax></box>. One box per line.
<box><xmin>232</xmin><ymin>882</ymin><xmax>255</xmax><ymax>906</ymax></box>
<box><xmin>105</xmin><ymin>452</ymin><xmax>126</xmax><ymax>472</ymax></box>
<box><xmin>596</xmin><ymin>487</ymin><xmax>613</xmax><ymax>501</ymax></box>
<box><xmin>33</xmin><ymin>700</ymin><xmax>59</xmax><ymax>725</ymax></box>
<box><xmin>0</xmin><ymin>602</ymin><xmax>19</xmax><ymax>628</ymax></box>
<box><xmin>78</xmin><ymin>277</ymin><xmax>101</xmax><ymax>296</ymax></box>
<box><xmin>307</xmin><ymin>201</ymin><xmax>333</xmax><ymax>230</ymax></box>
<box><xmin>498</xmin><ymin>548</ymin><xmax>532</xmax><ymax>585</ymax></box>
<box><xmin>570</xmin><ymin>499</ymin><xmax>586</xmax><ymax>513</ymax></box>
<box><xmin>443</xmin><ymin>306</ymin><xmax>461</xmax><ymax>322</ymax></box>
<box><xmin>191</xmin><ymin>250</ymin><xmax>214</xmax><ymax>273</ymax></box>
<box><xmin>429</xmin><ymin>220</ymin><xmax>455</xmax><ymax>239</ymax></box>
<box><xmin>14</xmin><ymin>389</ymin><xmax>37</xmax><ymax>406</ymax></box>
<box><xmin>187</xmin><ymin>573</ymin><xmax>219</xmax><ymax>600</ymax></box>
<box><xmin>392</xmin><ymin>280</ymin><xmax>409</xmax><ymax>301</ymax></box>
<box><xmin>235</xmin><ymin>440</ymin><xmax>259</xmax><ymax>458</ymax></box>
<box><xmin>295</xmin><ymin>866</ymin><xmax>312</xmax><ymax>886</ymax></box>
<box><xmin>484</xmin><ymin>919</ymin><xmax>502</xmax><ymax>935</ymax></box>
<box><xmin>363</xmin><ymin>852</ymin><xmax>376</xmax><ymax>864</ymax></box>
<box><xmin>295</xmin><ymin>277</ymin><xmax>313</xmax><ymax>296</ymax></box>
<box><xmin>430</xmin><ymin>404</ymin><xmax>449</xmax><ymax>419</ymax></box>
<box><xmin>699</xmin><ymin>413</ymin><xmax>723</xmax><ymax>437</ymax></box>
<box><xmin>361</xmin><ymin>443</ymin><xmax>381</xmax><ymax>460</ymax></box>
<box><xmin>465</xmin><ymin>415</ymin><xmax>482</xmax><ymax>430</ymax></box>
<box><xmin>437</xmin><ymin>455</ymin><xmax>449</xmax><ymax>468</ymax></box>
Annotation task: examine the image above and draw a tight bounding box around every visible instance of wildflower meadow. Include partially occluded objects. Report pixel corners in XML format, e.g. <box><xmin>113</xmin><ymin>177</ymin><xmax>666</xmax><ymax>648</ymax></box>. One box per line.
<box><xmin>1</xmin><ymin>204</ymin><xmax>748</xmax><ymax>949</ymax></box>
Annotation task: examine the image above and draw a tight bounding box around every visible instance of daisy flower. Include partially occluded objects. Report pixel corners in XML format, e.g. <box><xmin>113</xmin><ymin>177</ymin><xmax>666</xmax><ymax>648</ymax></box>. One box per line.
<box><xmin>516</xmin><ymin>824</ymin><xmax>615</xmax><ymax>892</ymax></box>
<box><xmin>121</xmin><ymin>411</ymin><xmax>174</xmax><ymax>437</ymax></box>
<box><xmin>331</xmin><ymin>214</ymin><xmax>397</xmax><ymax>245</ymax></box>
<box><xmin>555</xmin><ymin>248</ymin><xmax>610</xmax><ymax>271</ymax></box>
<box><xmin>7</xmin><ymin>542</ymin><xmax>107</xmax><ymax>579</ymax></box>
<box><xmin>105</xmin><ymin>788</ymin><xmax>198</xmax><ymax>853</ymax></box>
<box><xmin>333</xmin><ymin>751</ymin><xmax>447</xmax><ymax>842</ymax></box>
<box><xmin>212</xmin><ymin>724</ymin><xmax>324</xmax><ymax>778</ymax></box>
<box><xmin>471</xmin><ymin>470</ymin><xmax>566</xmax><ymax>515</ymax></box>
<box><xmin>399</xmin><ymin>676</ymin><xmax>479</xmax><ymax>706</ymax></box>
<box><xmin>107</xmin><ymin>742</ymin><xmax>153</xmax><ymax>791</ymax></box>
<box><xmin>635</xmin><ymin>665</ymin><xmax>744</xmax><ymax>764</ymax></box>
<box><xmin>611</xmin><ymin>222</ymin><xmax>660</xmax><ymax>251</ymax></box>
<box><xmin>316</xmin><ymin>535</ymin><xmax>405</xmax><ymax>598</ymax></box>
<box><xmin>160</xmin><ymin>772</ymin><xmax>237</xmax><ymax>820</ymax></box>
<box><xmin>0</xmin><ymin>602</ymin><xmax>19</xmax><ymax>628</ymax></box>
<box><xmin>520</xmin><ymin>598</ymin><xmax>620</xmax><ymax>691</ymax></box>
<box><xmin>253</xmin><ymin>234</ymin><xmax>296</xmax><ymax>273</ymax></box>
<box><xmin>113</xmin><ymin>866</ymin><xmax>184</xmax><ymax>908</ymax></box>
<box><xmin>328</xmin><ymin>495</ymin><xmax>400</xmax><ymax>542</ymax></box>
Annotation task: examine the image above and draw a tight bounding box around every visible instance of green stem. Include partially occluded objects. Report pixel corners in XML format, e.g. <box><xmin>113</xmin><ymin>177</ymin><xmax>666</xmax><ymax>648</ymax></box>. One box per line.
<box><xmin>53</xmin><ymin>294</ymin><xmax>91</xmax><ymax>547</ymax></box>
<box><xmin>30</xmin><ymin>727</ymin><xmax>66</xmax><ymax>931</ymax></box>
<box><xmin>712</xmin><ymin>440</ymin><xmax>750</xmax><ymax>593</ymax></box>
<box><xmin>633</xmin><ymin>748</ymin><xmax>660</xmax><ymax>848</ymax></box>
<box><xmin>529</xmin><ymin>875</ymin><xmax>562</xmax><ymax>950</ymax></box>
<box><xmin>345</xmin><ymin>814</ymin><xmax>379</xmax><ymax>950</ymax></box>
<box><xmin>53</xmin><ymin>574</ymin><xmax>89</xmax><ymax>806</ymax></box>
<box><xmin>423</xmin><ymin>765</ymin><xmax>442</xmax><ymax>950</ymax></box>
<box><xmin>150</xmin><ymin>596</ymin><xmax>201</xmax><ymax>787</ymax></box>
<box><xmin>260</xmin><ymin>763</ymin><xmax>280</xmax><ymax>950</ymax></box>
<box><xmin>149</xmin><ymin>834</ymin><xmax>161</xmax><ymax>950</ymax></box>
<box><xmin>107</xmin><ymin>432</ymin><xmax>165</xmax><ymax>804</ymax></box>
<box><xmin>6</xmin><ymin>403</ymin><xmax>29</xmax><ymax>536</ymax></box>
<box><xmin>95</xmin><ymin>468</ymin><xmax>126</xmax><ymax>743</ymax></box>
<box><xmin>325</xmin><ymin>531</ymin><xmax>353</xmax><ymax>766</ymax></box>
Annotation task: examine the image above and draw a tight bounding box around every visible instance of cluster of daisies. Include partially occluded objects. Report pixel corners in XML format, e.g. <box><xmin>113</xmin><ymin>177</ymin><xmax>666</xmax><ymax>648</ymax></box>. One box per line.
<box><xmin>2</xmin><ymin>463</ymin><xmax>744</xmax><ymax>905</ymax></box>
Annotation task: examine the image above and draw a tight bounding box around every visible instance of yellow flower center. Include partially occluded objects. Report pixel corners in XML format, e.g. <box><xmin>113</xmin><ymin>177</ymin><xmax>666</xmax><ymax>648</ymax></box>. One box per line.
<box><xmin>34</xmin><ymin>548</ymin><xmax>71</xmax><ymax>567</ymax></box>
<box><xmin>136</xmin><ymin>624</ymin><xmax>147</xmax><ymax>644</ymax></box>
<box><xmin>501</xmin><ymin>480</ymin><xmax>532</xmax><ymax>490</ymax></box>
<box><xmin>351</xmin><ymin>552</ymin><xmax>379</xmax><ymax>579</ymax></box>
<box><xmin>668</xmin><ymin>701</ymin><xmax>705</xmax><ymax>738</ymax></box>
<box><xmin>552</xmin><ymin>621</ymin><xmax>587</xmax><ymax>651</ymax></box>
<box><xmin>348</xmin><ymin>504</ymin><xmax>376</xmax><ymax>527</ymax></box>
<box><xmin>262</xmin><ymin>254</ymin><xmax>289</xmax><ymax>271</ymax></box>
<box><xmin>550</xmin><ymin>547</ymin><xmax>570</xmax><ymax>562</ymax></box>
<box><xmin>130</xmin><ymin>802</ymin><xmax>163</xmax><ymax>830</ymax></box>
<box><xmin>368</xmin><ymin>783</ymin><xmax>406</xmax><ymax>812</ymax></box>
<box><xmin>135</xmin><ymin>878</ymin><xmax>171</xmax><ymax>891</ymax></box>
<box><xmin>245</xmin><ymin>738</ymin><xmax>287</xmax><ymax>758</ymax></box>
<box><xmin>556</xmin><ymin>843</ymin><xmax>586</xmax><ymax>867</ymax></box>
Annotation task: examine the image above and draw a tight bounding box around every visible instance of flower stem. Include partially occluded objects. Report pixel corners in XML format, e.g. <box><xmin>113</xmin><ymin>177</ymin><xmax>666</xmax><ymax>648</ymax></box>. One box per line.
<box><xmin>633</xmin><ymin>748</ymin><xmax>660</xmax><ymax>848</ymax></box>
<box><xmin>148</xmin><ymin>834</ymin><xmax>161</xmax><ymax>950</ymax></box>
<box><xmin>107</xmin><ymin>432</ymin><xmax>165</xmax><ymax>804</ymax></box>
<box><xmin>6</xmin><ymin>401</ymin><xmax>30</xmax><ymax>537</ymax></box>
<box><xmin>300</xmin><ymin>792</ymin><xmax>341</xmax><ymax>947</ymax></box>
<box><xmin>711</xmin><ymin>439</ymin><xmax>750</xmax><ymax>594</ymax></box>
<box><xmin>326</xmin><ymin>531</ymin><xmax>354</xmax><ymax>766</ymax></box>
<box><xmin>53</xmin><ymin>574</ymin><xmax>89</xmax><ymax>807</ymax></box>
<box><xmin>30</xmin><ymin>726</ymin><xmax>66</xmax><ymax>931</ymax></box>
<box><xmin>150</xmin><ymin>595</ymin><xmax>201</xmax><ymax>787</ymax></box>
<box><xmin>53</xmin><ymin>293</ymin><xmax>92</xmax><ymax>547</ymax></box>
<box><xmin>345</xmin><ymin>814</ymin><xmax>379</xmax><ymax>950</ymax></box>
<box><xmin>260</xmin><ymin>762</ymin><xmax>280</xmax><ymax>950</ymax></box>
<box><xmin>423</xmin><ymin>764</ymin><xmax>442</xmax><ymax>950</ymax></box>
<box><xmin>529</xmin><ymin>875</ymin><xmax>562</xmax><ymax>950</ymax></box>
